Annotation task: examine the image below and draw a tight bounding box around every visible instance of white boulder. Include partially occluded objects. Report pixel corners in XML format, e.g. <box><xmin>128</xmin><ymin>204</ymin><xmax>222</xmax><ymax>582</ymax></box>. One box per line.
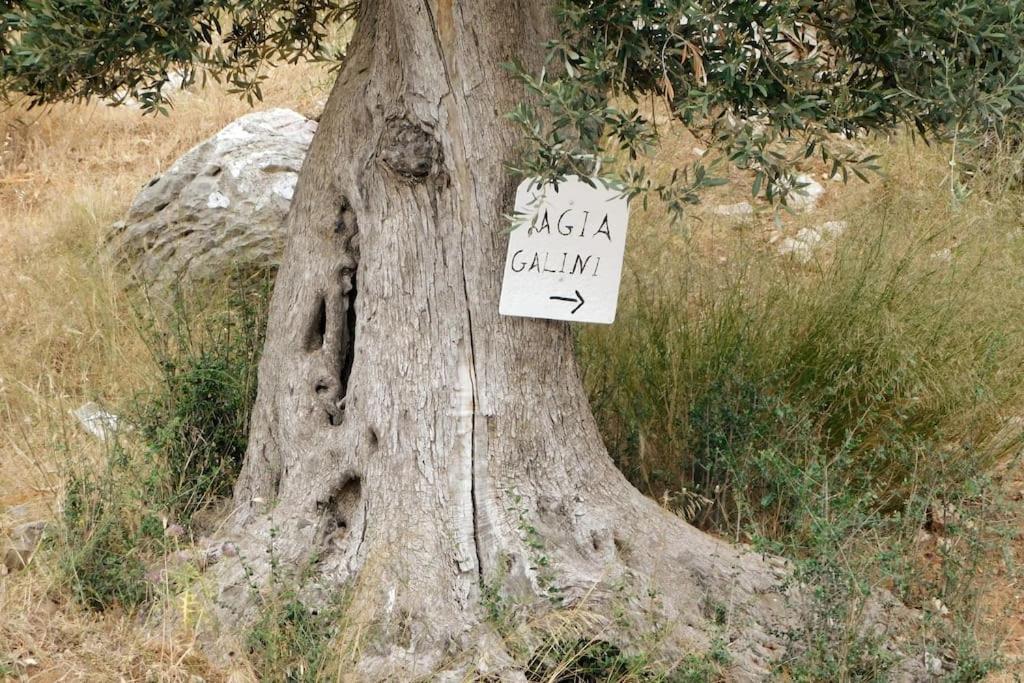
<box><xmin>108</xmin><ymin>108</ymin><xmax>317</xmax><ymax>284</ymax></box>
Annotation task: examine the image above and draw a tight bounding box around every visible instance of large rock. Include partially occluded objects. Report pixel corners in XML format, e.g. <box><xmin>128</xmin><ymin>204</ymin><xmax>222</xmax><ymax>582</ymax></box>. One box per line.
<box><xmin>108</xmin><ymin>108</ymin><xmax>317</xmax><ymax>283</ymax></box>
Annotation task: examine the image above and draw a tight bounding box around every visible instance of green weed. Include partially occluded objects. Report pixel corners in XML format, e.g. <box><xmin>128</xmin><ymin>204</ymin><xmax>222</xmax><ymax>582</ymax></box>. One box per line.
<box><xmin>57</xmin><ymin>277</ymin><xmax>270</xmax><ymax>611</ymax></box>
<box><xmin>245</xmin><ymin>588</ymin><xmax>347</xmax><ymax>682</ymax></box>
<box><xmin>131</xmin><ymin>277</ymin><xmax>268</xmax><ymax>523</ymax></box>
<box><xmin>241</xmin><ymin>529</ymin><xmax>351</xmax><ymax>682</ymax></box>
<box><xmin>59</xmin><ymin>446</ymin><xmax>160</xmax><ymax>610</ymax></box>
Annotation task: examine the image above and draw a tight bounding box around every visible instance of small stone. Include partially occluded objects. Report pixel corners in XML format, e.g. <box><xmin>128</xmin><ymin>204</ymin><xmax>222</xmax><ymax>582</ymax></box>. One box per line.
<box><xmin>713</xmin><ymin>201</ymin><xmax>754</xmax><ymax>218</ymax></box>
<box><xmin>795</xmin><ymin>227</ymin><xmax>823</xmax><ymax>246</ymax></box>
<box><xmin>819</xmin><ymin>220</ymin><xmax>848</xmax><ymax>238</ymax></box>
<box><xmin>930</xmin><ymin>598</ymin><xmax>950</xmax><ymax>616</ymax></box>
<box><xmin>692</xmin><ymin>147</ymin><xmax>706</xmax><ymax>157</ymax></box>
<box><xmin>72</xmin><ymin>402</ymin><xmax>120</xmax><ymax>440</ymax></box>
<box><xmin>787</xmin><ymin>174</ymin><xmax>825</xmax><ymax>212</ymax></box>
<box><xmin>924</xmin><ymin>652</ymin><xmax>945</xmax><ymax>675</ymax></box>
<box><xmin>778</xmin><ymin>237</ymin><xmax>815</xmax><ymax>263</ymax></box>
<box><xmin>931</xmin><ymin>248</ymin><xmax>953</xmax><ymax>264</ymax></box>
<box><xmin>222</xmin><ymin>542</ymin><xmax>239</xmax><ymax>558</ymax></box>
<box><xmin>4</xmin><ymin>547</ymin><xmax>31</xmax><ymax>572</ymax></box>
<box><xmin>2</xmin><ymin>520</ymin><xmax>46</xmax><ymax>572</ymax></box>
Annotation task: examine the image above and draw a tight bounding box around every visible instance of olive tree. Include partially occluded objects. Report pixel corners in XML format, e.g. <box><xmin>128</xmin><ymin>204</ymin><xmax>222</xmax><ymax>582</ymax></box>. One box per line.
<box><xmin>3</xmin><ymin>0</ymin><xmax>1022</xmax><ymax>678</ymax></box>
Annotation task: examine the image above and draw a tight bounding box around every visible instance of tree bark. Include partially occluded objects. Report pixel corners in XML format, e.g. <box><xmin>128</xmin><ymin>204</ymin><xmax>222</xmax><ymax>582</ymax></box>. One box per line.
<box><xmin>215</xmin><ymin>1</ymin><xmax>801</xmax><ymax>679</ymax></box>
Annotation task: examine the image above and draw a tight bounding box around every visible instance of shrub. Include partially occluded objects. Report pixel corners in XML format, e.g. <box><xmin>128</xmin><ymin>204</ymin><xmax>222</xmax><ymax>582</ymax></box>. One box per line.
<box><xmin>57</xmin><ymin>276</ymin><xmax>271</xmax><ymax>610</ymax></box>
<box><xmin>131</xmin><ymin>277</ymin><xmax>268</xmax><ymax>523</ymax></box>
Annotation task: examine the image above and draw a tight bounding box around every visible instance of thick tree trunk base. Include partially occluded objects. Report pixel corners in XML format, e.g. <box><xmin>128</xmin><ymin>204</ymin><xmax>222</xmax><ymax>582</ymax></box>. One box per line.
<box><xmin>210</xmin><ymin>476</ymin><xmax>805</xmax><ymax>681</ymax></box>
<box><xmin>198</xmin><ymin>1</ymin><xmax>927</xmax><ymax>680</ymax></box>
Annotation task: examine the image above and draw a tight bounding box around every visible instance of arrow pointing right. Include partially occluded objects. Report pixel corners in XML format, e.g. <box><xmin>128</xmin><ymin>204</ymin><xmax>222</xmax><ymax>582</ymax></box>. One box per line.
<box><xmin>549</xmin><ymin>289</ymin><xmax>585</xmax><ymax>314</ymax></box>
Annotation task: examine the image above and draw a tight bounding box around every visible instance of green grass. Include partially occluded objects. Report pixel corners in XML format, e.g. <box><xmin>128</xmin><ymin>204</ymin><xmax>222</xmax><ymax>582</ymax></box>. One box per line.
<box><xmin>245</xmin><ymin>587</ymin><xmax>348</xmax><ymax>682</ymax></box>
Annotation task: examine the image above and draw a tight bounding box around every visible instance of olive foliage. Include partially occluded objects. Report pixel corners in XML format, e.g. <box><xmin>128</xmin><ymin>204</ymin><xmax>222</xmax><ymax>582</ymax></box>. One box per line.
<box><xmin>0</xmin><ymin>0</ymin><xmax>355</xmax><ymax>113</ymax></box>
<box><xmin>511</xmin><ymin>1</ymin><xmax>1024</xmax><ymax>211</ymax></box>
<box><xmin>2</xmin><ymin>0</ymin><xmax>1022</xmax><ymax>207</ymax></box>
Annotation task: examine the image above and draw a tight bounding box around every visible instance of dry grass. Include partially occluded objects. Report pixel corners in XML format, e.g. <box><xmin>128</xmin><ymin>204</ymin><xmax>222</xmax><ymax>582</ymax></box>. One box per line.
<box><xmin>1</xmin><ymin>62</ymin><xmax>331</xmax><ymax>681</ymax></box>
<box><xmin>0</xmin><ymin>61</ymin><xmax>329</xmax><ymax>506</ymax></box>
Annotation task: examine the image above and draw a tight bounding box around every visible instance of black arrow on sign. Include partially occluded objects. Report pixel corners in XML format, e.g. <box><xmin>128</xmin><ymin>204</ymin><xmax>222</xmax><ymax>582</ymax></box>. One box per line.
<box><xmin>549</xmin><ymin>290</ymin><xmax>585</xmax><ymax>315</ymax></box>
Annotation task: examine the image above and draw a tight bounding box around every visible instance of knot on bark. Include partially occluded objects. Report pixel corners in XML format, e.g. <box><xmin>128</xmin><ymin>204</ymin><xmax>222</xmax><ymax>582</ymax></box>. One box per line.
<box><xmin>335</xmin><ymin>196</ymin><xmax>359</xmax><ymax>242</ymax></box>
<box><xmin>379</xmin><ymin>117</ymin><xmax>443</xmax><ymax>180</ymax></box>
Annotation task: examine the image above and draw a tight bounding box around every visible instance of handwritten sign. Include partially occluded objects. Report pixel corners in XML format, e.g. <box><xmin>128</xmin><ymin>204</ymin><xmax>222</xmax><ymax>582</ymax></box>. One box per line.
<box><xmin>499</xmin><ymin>176</ymin><xmax>629</xmax><ymax>324</ymax></box>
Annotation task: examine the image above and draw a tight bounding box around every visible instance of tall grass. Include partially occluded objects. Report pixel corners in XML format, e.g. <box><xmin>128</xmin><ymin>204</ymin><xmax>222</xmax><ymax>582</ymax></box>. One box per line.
<box><xmin>578</xmin><ymin>142</ymin><xmax>1024</xmax><ymax>676</ymax></box>
<box><xmin>583</xmin><ymin>159</ymin><xmax>1024</xmax><ymax>542</ymax></box>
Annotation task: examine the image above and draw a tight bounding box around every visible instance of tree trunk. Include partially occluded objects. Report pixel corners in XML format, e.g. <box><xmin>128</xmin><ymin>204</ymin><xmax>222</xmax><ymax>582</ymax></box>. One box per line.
<box><xmin>215</xmin><ymin>1</ymin><xmax>800</xmax><ymax>678</ymax></box>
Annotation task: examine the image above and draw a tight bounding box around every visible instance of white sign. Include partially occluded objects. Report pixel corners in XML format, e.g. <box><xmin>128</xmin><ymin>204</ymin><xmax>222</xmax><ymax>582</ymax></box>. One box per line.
<box><xmin>499</xmin><ymin>176</ymin><xmax>629</xmax><ymax>325</ymax></box>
